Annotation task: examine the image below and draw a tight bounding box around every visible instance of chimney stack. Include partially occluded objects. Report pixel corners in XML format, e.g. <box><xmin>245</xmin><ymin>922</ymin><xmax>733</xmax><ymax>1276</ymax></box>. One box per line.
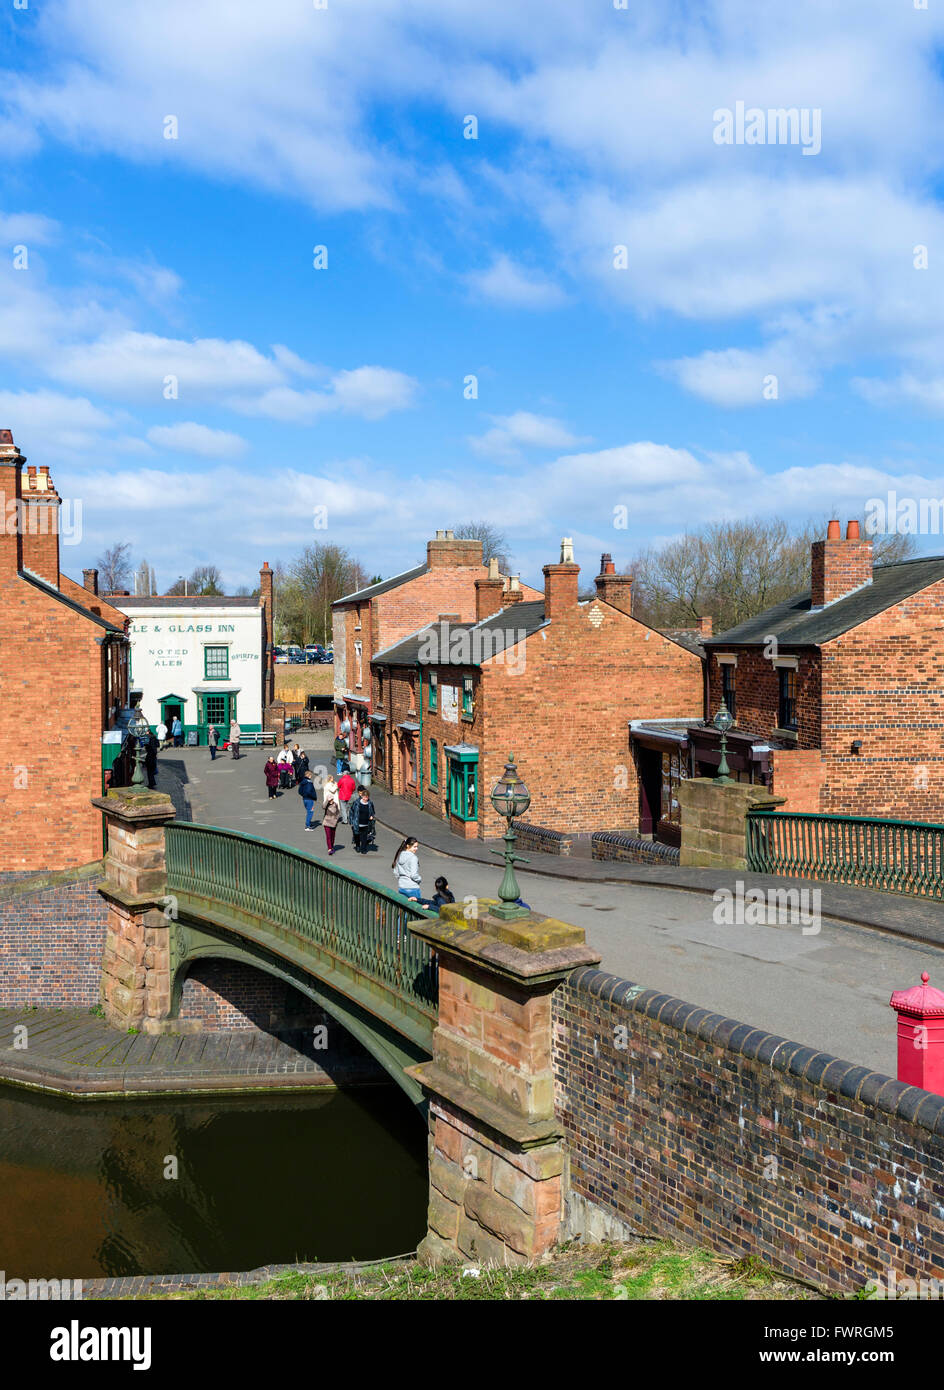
<box><xmin>594</xmin><ymin>552</ymin><xmax>633</xmax><ymax>616</ymax></box>
<box><xmin>83</xmin><ymin>568</ymin><xmax>99</xmax><ymax>596</ymax></box>
<box><xmin>811</xmin><ymin>519</ymin><xmax>873</xmax><ymax>608</ymax></box>
<box><xmin>427</xmin><ymin>531</ymin><xmax>483</xmax><ymax>569</ymax></box>
<box><xmin>696</xmin><ymin>615</ymin><xmax>713</xmax><ymax>637</ymax></box>
<box><xmin>501</xmin><ymin>575</ymin><xmax>523</xmax><ymax>606</ymax></box>
<box><xmin>260</xmin><ymin>561</ymin><xmax>275</xmax><ymax>704</ymax></box>
<box><xmin>21</xmin><ymin>461</ymin><xmax>61</xmax><ymax>589</ymax></box>
<box><xmin>0</xmin><ymin>429</ymin><xmax>24</xmax><ymax>579</ymax></box>
<box><xmin>543</xmin><ymin>538</ymin><xmax>581</xmax><ymax>620</ymax></box>
<box><xmin>475</xmin><ymin>555</ymin><xmax>505</xmax><ymax>622</ymax></box>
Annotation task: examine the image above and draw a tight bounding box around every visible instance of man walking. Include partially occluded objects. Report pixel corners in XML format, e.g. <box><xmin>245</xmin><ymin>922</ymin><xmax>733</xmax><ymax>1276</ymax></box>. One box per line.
<box><xmin>333</xmin><ymin>732</ymin><xmax>348</xmax><ymax>777</ymax></box>
<box><xmin>171</xmin><ymin>715</ymin><xmax>183</xmax><ymax>748</ymax></box>
<box><xmin>208</xmin><ymin>725</ymin><xmax>218</xmax><ymax>760</ymax></box>
<box><xmin>229</xmin><ymin>720</ymin><xmax>241</xmax><ymax>759</ymax></box>
<box><xmin>337</xmin><ymin>767</ymin><xmax>356</xmax><ymax>823</ymax></box>
<box><xmin>298</xmin><ymin>768</ymin><xmax>318</xmax><ymax>831</ymax></box>
<box><xmin>145</xmin><ymin>732</ymin><xmax>158</xmax><ymax>790</ymax></box>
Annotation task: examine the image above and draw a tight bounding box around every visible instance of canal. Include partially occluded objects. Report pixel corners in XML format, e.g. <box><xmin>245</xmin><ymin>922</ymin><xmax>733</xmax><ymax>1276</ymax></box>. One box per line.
<box><xmin>0</xmin><ymin>1081</ymin><xmax>428</xmax><ymax>1278</ymax></box>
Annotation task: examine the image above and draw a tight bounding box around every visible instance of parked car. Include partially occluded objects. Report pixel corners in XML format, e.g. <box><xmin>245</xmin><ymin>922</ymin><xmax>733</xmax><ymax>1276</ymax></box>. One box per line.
<box><xmin>274</xmin><ymin>647</ymin><xmax>289</xmax><ymax>664</ymax></box>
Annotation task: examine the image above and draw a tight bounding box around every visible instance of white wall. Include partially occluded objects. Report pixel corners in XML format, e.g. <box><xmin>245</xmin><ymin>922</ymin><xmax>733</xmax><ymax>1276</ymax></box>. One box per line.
<box><xmin>123</xmin><ymin>605</ymin><xmax>264</xmax><ymax>728</ymax></box>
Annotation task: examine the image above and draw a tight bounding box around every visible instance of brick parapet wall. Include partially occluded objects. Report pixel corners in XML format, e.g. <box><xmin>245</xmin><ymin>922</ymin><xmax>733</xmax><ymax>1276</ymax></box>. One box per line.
<box><xmin>591</xmin><ymin>832</ymin><xmax>680</xmax><ymax>865</ymax></box>
<box><xmin>554</xmin><ymin>967</ymin><xmax>944</xmax><ymax>1292</ymax></box>
<box><xmin>511</xmin><ymin>821</ymin><xmax>572</xmax><ymax>856</ymax></box>
<box><xmin>0</xmin><ymin>863</ymin><xmax>109</xmax><ymax>1007</ymax></box>
<box><xmin>179</xmin><ymin>960</ymin><xmax>325</xmax><ymax>1031</ymax></box>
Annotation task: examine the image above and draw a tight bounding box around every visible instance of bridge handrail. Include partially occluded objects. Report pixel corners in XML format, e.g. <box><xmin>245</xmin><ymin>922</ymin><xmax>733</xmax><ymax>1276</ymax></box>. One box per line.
<box><xmin>164</xmin><ymin>821</ymin><xmax>440</xmax><ymax>1016</ymax></box>
<box><xmin>745</xmin><ymin>806</ymin><xmax>944</xmax><ymax>899</ymax></box>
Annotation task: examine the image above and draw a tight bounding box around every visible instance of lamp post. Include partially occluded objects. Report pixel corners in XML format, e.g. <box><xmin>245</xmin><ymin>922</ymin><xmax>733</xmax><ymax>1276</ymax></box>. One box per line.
<box><xmin>713</xmin><ymin>700</ymin><xmax>734</xmax><ymax>785</ymax></box>
<box><xmin>489</xmin><ymin>753</ymin><xmax>531</xmax><ymax>920</ymax></box>
<box><xmin>130</xmin><ymin>704</ymin><xmax>151</xmax><ymax>789</ymax></box>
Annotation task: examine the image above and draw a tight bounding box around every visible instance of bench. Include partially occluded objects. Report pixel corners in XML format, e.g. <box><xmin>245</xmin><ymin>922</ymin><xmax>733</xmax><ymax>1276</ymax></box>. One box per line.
<box><xmin>227</xmin><ymin>731</ymin><xmax>276</xmax><ymax>748</ymax></box>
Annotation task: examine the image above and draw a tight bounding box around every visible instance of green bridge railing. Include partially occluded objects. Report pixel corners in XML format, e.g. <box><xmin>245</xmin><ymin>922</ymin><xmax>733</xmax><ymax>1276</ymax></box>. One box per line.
<box><xmin>746</xmin><ymin>808</ymin><xmax>944</xmax><ymax>900</ymax></box>
<box><xmin>164</xmin><ymin>822</ymin><xmax>439</xmax><ymax>1024</ymax></box>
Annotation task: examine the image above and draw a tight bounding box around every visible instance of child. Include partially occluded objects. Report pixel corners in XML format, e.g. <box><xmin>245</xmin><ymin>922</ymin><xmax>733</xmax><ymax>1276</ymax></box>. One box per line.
<box><xmin>429</xmin><ymin>876</ymin><xmax>455</xmax><ymax>909</ymax></box>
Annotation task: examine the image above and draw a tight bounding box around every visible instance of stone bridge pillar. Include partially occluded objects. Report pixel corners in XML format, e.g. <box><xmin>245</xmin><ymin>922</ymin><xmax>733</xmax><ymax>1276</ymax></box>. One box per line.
<box><xmin>406</xmin><ymin>901</ymin><xmax>600</xmax><ymax>1267</ymax></box>
<box><xmin>92</xmin><ymin>789</ymin><xmax>177</xmax><ymax>1034</ymax></box>
<box><xmin>678</xmin><ymin>777</ymin><xmax>784</xmax><ymax>869</ymax></box>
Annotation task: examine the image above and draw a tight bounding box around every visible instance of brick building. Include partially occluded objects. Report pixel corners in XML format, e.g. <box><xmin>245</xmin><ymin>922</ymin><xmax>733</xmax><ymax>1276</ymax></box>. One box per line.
<box><xmin>695</xmin><ymin>519</ymin><xmax>944</xmax><ymax>817</ymax></box>
<box><xmin>331</xmin><ymin>529</ymin><xmax>540</xmax><ymax>758</ymax></box>
<box><xmin>370</xmin><ymin>543</ymin><xmax>704</xmax><ymax>839</ymax></box>
<box><xmin>0</xmin><ymin>431</ymin><xmax>131</xmax><ymax>874</ymax></box>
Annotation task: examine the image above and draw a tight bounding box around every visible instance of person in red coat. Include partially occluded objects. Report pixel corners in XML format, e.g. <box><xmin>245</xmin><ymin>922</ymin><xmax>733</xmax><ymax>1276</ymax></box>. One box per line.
<box><xmin>264</xmin><ymin>755</ymin><xmax>281</xmax><ymax>799</ymax></box>
<box><xmin>337</xmin><ymin>770</ymin><xmax>356</xmax><ymax>823</ymax></box>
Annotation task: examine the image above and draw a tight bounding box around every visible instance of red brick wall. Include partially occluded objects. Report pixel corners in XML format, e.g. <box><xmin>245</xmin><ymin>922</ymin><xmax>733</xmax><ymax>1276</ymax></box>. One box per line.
<box><xmin>0</xmin><ymin>563</ymin><xmax>112</xmax><ymax>872</ymax></box>
<box><xmin>820</xmin><ymin>580</ymin><xmax>944</xmax><ymax>818</ymax></box>
<box><xmin>707</xmin><ymin>648</ymin><xmax>822</xmax><ymax>749</ymax></box>
<box><xmin>769</xmin><ymin>748</ymin><xmax>825</xmax><ymax>812</ymax></box>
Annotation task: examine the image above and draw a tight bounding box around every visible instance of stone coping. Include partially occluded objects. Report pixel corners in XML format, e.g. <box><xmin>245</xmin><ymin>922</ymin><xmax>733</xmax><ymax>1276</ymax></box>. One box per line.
<box><xmin>570</xmin><ymin>966</ymin><xmax>944</xmax><ymax>1138</ymax></box>
<box><xmin>83</xmin><ymin>1255</ymin><xmax>414</xmax><ymax>1299</ymax></box>
<box><xmin>0</xmin><ymin>860</ymin><xmax>104</xmax><ymax>903</ymax></box>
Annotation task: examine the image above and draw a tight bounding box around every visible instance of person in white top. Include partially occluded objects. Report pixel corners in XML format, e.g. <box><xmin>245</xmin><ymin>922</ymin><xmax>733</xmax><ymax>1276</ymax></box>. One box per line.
<box><xmin>392</xmin><ymin>837</ymin><xmax>423</xmax><ymax>901</ymax></box>
<box><xmin>156</xmin><ymin>721</ymin><xmax>168</xmax><ymax>749</ymax></box>
<box><xmin>276</xmin><ymin>745</ymin><xmax>294</xmax><ymax>789</ymax></box>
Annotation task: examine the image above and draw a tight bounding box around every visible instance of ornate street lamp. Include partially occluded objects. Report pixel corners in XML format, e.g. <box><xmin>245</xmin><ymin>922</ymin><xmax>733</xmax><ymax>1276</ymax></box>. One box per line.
<box><xmin>489</xmin><ymin>753</ymin><xmax>531</xmax><ymax>920</ymax></box>
<box><xmin>713</xmin><ymin>701</ymin><xmax>734</xmax><ymax>785</ymax></box>
<box><xmin>130</xmin><ymin>704</ymin><xmax>151</xmax><ymax>789</ymax></box>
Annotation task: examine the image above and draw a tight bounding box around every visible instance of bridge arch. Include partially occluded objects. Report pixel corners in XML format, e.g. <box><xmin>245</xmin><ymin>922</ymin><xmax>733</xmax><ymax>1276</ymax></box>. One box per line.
<box><xmin>168</xmin><ymin>925</ymin><xmax>431</xmax><ymax>1105</ymax></box>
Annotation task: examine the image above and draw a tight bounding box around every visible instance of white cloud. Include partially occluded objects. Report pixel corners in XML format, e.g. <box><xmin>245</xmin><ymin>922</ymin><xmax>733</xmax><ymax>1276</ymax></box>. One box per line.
<box><xmin>146</xmin><ymin>422</ymin><xmax>248</xmax><ymax>457</ymax></box>
<box><xmin>664</xmin><ymin>346</ymin><xmax>818</xmax><ymax>407</ymax></box>
<box><xmin>465</xmin><ymin>255</ymin><xmax>566</xmax><ymax>309</ymax></box>
<box><xmin>470</xmin><ymin>411</ymin><xmax>588</xmax><ymax>458</ymax></box>
<box><xmin>232</xmin><ymin>366</ymin><xmax>418</xmax><ymax>423</ymax></box>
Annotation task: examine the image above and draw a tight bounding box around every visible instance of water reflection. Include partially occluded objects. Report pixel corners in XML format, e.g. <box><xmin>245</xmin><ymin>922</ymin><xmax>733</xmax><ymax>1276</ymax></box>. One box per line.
<box><xmin>0</xmin><ymin>1083</ymin><xmax>426</xmax><ymax>1278</ymax></box>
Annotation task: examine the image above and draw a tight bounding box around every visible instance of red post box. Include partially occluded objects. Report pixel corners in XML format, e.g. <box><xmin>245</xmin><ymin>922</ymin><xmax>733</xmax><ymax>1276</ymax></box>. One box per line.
<box><xmin>889</xmin><ymin>972</ymin><xmax>944</xmax><ymax>1095</ymax></box>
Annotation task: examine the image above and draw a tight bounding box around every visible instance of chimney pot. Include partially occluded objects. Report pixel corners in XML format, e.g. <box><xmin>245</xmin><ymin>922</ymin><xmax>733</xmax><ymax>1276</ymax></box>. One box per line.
<box><xmin>560</xmin><ymin>537</ymin><xmax>575</xmax><ymax>564</ymax></box>
<box><xmin>827</xmin><ymin>519</ymin><xmax>841</xmax><ymax>539</ymax></box>
<box><xmin>445</xmin><ymin>529</ymin><xmax>455</xmax><ymax>540</ymax></box>
<box><xmin>846</xmin><ymin>519</ymin><xmax>860</xmax><ymax>540</ymax></box>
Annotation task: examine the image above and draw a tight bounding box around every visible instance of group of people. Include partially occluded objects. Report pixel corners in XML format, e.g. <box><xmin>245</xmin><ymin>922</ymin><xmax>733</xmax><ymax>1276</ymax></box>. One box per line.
<box><xmin>292</xmin><ymin>769</ymin><xmax>375</xmax><ymax>855</ymax></box>
<box><xmin>263</xmin><ymin>744</ymin><xmax>310</xmax><ymax>796</ymax></box>
<box><xmin>391</xmin><ymin>836</ymin><xmax>456</xmax><ymax>908</ymax></box>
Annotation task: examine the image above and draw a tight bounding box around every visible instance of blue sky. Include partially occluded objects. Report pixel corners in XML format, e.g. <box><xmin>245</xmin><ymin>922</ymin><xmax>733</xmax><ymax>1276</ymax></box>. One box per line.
<box><xmin>2</xmin><ymin>0</ymin><xmax>944</xmax><ymax>591</ymax></box>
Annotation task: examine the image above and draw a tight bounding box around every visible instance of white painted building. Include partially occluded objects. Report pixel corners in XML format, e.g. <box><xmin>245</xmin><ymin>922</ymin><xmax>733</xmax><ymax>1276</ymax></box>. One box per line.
<box><xmin>114</xmin><ymin>596</ymin><xmax>267</xmax><ymax>742</ymax></box>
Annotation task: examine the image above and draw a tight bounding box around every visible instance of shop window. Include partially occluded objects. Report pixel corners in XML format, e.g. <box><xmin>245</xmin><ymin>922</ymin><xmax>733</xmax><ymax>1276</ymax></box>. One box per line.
<box><xmin>778</xmin><ymin>667</ymin><xmax>798</xmax><ymax>731</ymax></box>
<box><xmin>448</xmin><ymin>758</ymin><xmax>477</xmax><ymax>821</ymax></box>
<box><xmin>408</xmin><ymin>738</ymin><xmax>417</xmax><ymax>787</ymax></box>
<box><xmin>204</xmin><ymin>646</ymin><xmax>229</xmax><ymax>680</ymax></box>
<box><xmin>205</xmin><ymin>694</ymin><xmax>227</xmax><ymax>727</ymax></box>
<box><xmin>429</xmin><ymin>739</ymin><xmax>438</xmax><ymax>788</ymax></box>
<box><xmin>462</xmin><ymin>677</ymin><xmax>473</xmax><ymax>718</ymax></box>
<box><xmin>428</xmin><ymin>672</ymin><xmax>438</xmax><ymax>712</ymax></box>
<box><xmin>721</xmin><ymin>664</ymin><xmax>736</xmax><ymax>720</ymax></box>
<box><xmin>354</xmin><ymin>640</ymin><xmax>363</xmax><ymax>688</ymax></box>
<box><xmin>660</xmin><ymin>751</ymin><xmax>686</xmax><ymax>828</ymax></box>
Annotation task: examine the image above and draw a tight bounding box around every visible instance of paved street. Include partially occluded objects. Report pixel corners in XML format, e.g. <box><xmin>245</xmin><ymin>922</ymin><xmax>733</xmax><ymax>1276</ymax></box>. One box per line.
<box><xmin>156</xmin><ymin>742</ymin><xmax>944</xmax><ymax>1077</ymax></box>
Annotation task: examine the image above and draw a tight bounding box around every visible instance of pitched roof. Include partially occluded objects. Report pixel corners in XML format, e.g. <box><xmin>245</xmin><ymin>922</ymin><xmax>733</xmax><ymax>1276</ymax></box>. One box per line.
<box><xmin>20</xmin><ymin>567</ymin><xmax>124</xmax><ymax>633</ymax></box>
<box><xmin>334</xmin><ymin>563</ymin><xmax>428</xmax><ymax>606</ymax></box>
<box><xmin>662</xmin><ymin>627</ymin><xmax>707</xmax><ymax>658</ymax></box>
<box><xmin>706</xmin><ymin>554</ymin><xmax>944</xmax><ymax>649</ymax></box>
<box><xmin>373</xmin><ymin>601</ymin><xmax>547</xmax><ymax>668</ymax></box>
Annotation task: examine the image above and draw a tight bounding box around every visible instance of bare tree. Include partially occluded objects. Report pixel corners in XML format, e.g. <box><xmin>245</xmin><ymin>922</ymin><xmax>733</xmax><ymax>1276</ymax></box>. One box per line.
<box><xmin>274</xmin><ymin>544</ymin><xmax>368</xmax><ymax>645</ymax></box>
<box><xmin>629</xmin><ymin>516</ymin><xmax>917</xmax><ymax>636</ymax></box>
<box><xmin>189</xmin><ymin>564</ymin><xmax>223</xmax><ymax>596</ymax></box>
<box><xmin>97</xmin><ymin>542</ymin><xmax>133</xmax><ymax>594</ymax></box>
<box><xmin>451</xmin><ymin>521</ymin><xmax>512</xmax><ymax>571</ymax></box>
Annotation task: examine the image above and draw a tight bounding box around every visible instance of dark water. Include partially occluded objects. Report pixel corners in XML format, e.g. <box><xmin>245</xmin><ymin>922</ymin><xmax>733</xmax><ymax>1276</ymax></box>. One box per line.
<box><xmin>0</xmin><ymin>1082</ymin><xmax>427</xmax><ymax>1278</ymax></box>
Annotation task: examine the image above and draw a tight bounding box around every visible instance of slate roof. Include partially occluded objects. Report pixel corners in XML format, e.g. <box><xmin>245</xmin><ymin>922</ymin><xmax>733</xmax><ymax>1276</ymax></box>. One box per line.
<box><xmin>706</xmin><ymin>555</ymin><xmax>944</xmax><ymax>649</ymax></box>
<box><xmin>662</xmin><ymin>628</ymin><xmax>707</xmax><ymax>658</ymax></box>
<box><xmin>334</xmin><ymin>563</ymin><xmax>428</xmax><ymax>606</ymax></box>
<box><xmin>373</xmin><ymin>601</ymin><xmax>547</xmax><ymax>668</ymax></box>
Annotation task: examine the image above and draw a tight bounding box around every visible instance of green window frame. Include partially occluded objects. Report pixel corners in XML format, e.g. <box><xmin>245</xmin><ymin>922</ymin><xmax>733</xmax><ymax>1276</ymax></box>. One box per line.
<box><xmin>447</xmin><ymin>758</ymin><xmax>477</xmax><ymax>821</ymax></box>
<box><xmin>204</xmin><ymin>645</ymin><xmax>229</xmax><ymax>680</ymax></box>
<box><xmin>462</xmin><ymin>676</ymin><xmax>473</xmax><ymax>717</ymax></box>
<box><xmin>429</xmin><ymin>739</ymin><xmax>438</xmax><ymax>788</ymax></box>
<box><xmin>204</xmin><ymin>694</ymin><xmax>228</xmax><ymax>727</ymax></box>
<box><xmin>428</xmin><ymin>672</ymin><xmax>438</xmax><ymax>712</ymax></box>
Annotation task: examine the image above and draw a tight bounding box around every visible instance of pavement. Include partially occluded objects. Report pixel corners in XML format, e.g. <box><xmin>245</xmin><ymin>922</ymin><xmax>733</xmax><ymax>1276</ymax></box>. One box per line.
<box><xmin>0</xmin><ymin>1007</ymin><xmax>383</xmax><ymax>1096</ymax></box>
<box><xmin>152</xmin><ymin>740</ymin><xmax>944</xmax><ymax>1079</ymax></box>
